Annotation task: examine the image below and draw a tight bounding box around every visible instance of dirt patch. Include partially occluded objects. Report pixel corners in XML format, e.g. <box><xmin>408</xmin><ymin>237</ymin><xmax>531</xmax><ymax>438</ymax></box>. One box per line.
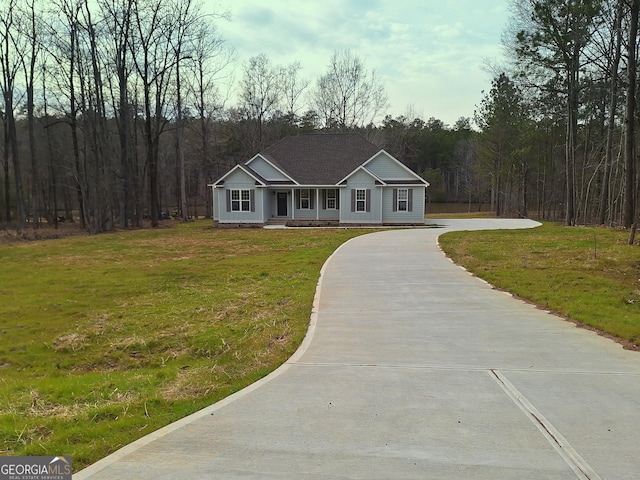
<box><xmin>160</xmin><ymin>366</ymin><xmax>218</xmax><ymax>400</ymax></box>
<box><xmin>53</xmin><ymin>333</ymin><xmax>89</xmax><ymax>352</ymax></box>
<box><xmin>0</xmin><ymin>219</ymin><xmax>185</xmax><ymax>244</ymax></box>
<box><xmin>0</xmin><ymin>223</ymin><xmax>88</xmax><ymax>244</ymax></box>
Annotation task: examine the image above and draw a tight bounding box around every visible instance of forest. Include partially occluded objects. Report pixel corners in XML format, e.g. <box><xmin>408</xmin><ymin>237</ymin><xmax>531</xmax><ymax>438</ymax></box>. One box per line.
<box><xmin>1</xmin><ymin>0</ymin><xmax>639</xmax><ymax>233</ymax></box>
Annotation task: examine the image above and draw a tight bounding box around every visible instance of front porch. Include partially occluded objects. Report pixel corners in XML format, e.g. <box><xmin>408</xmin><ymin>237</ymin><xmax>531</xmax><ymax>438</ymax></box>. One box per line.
<box><xmin>266</xmin><ymin>188</ymin><xmax>341</xmax><ymax>224</ymax></box>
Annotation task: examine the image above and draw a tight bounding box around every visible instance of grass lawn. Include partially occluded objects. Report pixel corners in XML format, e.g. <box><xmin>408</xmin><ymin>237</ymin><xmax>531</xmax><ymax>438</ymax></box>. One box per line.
<box><xmin>439</xmin><ymin>222</ymin><xmax>640</xmax><ymax>347</ymax></box>
<box><xmin>0</xmin><ymin>221</ymin><xmax>373</xmax><ymax>470</ymax></box>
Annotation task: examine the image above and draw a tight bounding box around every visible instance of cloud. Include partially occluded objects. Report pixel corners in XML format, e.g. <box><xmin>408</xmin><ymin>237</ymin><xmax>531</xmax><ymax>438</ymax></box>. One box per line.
<box><xmin>210</xmin><ymin>0</ymin><xmax>510</xmax><ymax>124</ymax></box>
<box><xmin>431</xmin><ymin>22</ymin><xmax>464</xmax><ymax>39</ymax></box>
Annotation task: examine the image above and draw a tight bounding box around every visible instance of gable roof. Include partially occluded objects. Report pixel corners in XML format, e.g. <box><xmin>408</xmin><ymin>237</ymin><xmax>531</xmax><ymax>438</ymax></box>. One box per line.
<box><xmin>245</xmin><ymin>154</ymin><xmax>298</xmax><ymax>184</ymax></box>
<box><xmin>338</xmin><ymin>165</ymin><xmax>387</xmax><ymax>186</ymax></box>
<box><xmin>211</xmin><ymin>163</ymin><xmax>267</xmax><ymax>187</ymax></box>
<box><xmin>258</xmin><ymin>133</ymin><xmax>382</xmax><ymax>185</ymax></box>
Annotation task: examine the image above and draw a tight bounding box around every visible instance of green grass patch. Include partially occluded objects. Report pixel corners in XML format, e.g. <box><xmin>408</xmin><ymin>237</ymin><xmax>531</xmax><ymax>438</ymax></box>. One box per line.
<box><xmin>0</xmin><ymin>222</ymin><xmax>373</xmax><ymax>469</ymax></box>
<box><xmin>439</xmin><ymin>222</ymin><xmax>640</xmax><ymax>345</ymax></box>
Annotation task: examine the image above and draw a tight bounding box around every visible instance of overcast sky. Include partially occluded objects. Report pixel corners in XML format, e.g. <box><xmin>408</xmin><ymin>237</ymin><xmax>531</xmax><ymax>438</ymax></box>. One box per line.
<box><xmin>209</xmin><ymin>0</ymin><xmax>511</xmax><ymax>127</ymax></box>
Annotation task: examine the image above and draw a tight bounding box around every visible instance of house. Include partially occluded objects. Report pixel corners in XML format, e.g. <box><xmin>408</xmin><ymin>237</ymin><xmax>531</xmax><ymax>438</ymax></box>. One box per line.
<box><xmin>209</xmin><ymin>133</ymin><xmax>430</xmax><ymax>227</ymax></box>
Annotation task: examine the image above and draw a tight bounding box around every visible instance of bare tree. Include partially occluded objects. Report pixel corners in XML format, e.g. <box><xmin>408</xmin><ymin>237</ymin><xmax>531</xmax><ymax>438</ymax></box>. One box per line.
<box><xmin>185</xmin><ymin>13</ymin><xmax>233</xmax><ymax>215</ymax></box>
<box><xmin>312</xmin><ymin>50</ymin><xmax>388</xmax><ymax>130</ymax></box>
<box><xmin>281</xmin><ymin>61</ymin><xmax>308</xmax><ymax>120</ymax></box>
<box><xmin>599</xmin><ymin>0</ymin><xmax>624</xmax><ymax>225</ymax></box>
<box><xmin>80</xmin><ymin>2</ymin><xmax>115</xmax><ymax>233</ymax></box>
<box><xmin>21</xmin><ymin>0</ymin><xmax>44</xmax><ymax>229</ymax></box>
<box><xmin>624</xmin><ymin>0</ymin><xmax>638</xmax><ymax>234</ymax></box>
<box><xmin>48</xmin><ymin>0</ymin><xmax>89</xmax><ymax>228</ymax></box>
<box><xmin>239</xmin><ymin>53</ymin><xmax>283</xmax><ymax>148</ymax></box>
<box><xmin>130</xmin><ymin>0</ymin><xmax>177</xmax><ymax>227</ymax></box>
<box><xmin>99</xmin><ymin>0</ymin><xmax>136</xmax><ymax>228</ymax></box>
<box><xmin>0</xmin><ymin>0</ymin><xmax>27</xmax><ymax>229</ymax></box>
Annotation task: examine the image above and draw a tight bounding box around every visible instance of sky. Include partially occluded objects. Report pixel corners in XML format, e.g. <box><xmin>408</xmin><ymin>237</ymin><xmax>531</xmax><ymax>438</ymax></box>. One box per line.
<box><xmin>208</xmin><ymin>0</ymin><xmax>511</xmax><ymax>127</ymax></box>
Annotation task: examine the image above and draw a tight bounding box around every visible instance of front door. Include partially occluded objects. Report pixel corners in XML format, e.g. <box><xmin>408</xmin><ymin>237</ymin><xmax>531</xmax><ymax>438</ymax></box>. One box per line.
<box><xmin>277</xmin><ymin>192</ymin><xmax>288</xmax><ymax>216</ymax></box>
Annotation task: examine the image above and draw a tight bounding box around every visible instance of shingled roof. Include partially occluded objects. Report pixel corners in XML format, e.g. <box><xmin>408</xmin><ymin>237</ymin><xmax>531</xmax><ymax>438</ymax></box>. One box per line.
<box><xmin>255</xmin><ymin>133</ymin><xmax>382</xmax><ymax>185</ymax></box>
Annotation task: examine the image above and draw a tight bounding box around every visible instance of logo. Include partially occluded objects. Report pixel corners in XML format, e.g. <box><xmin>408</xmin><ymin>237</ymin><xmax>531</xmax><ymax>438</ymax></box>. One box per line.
<box><xmin>0</xmin><ymin>456</ymin><xmax>72</xmax><ymax>480</ymax></box>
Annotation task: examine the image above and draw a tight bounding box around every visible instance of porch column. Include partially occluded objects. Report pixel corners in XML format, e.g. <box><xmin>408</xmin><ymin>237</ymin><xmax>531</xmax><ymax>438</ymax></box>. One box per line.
<box><xmin>211</xmin><ymin>186</ymin><xmax>216</xmax><ymax>221</ymax></box>
<box><xmin>291</xmin><ymin>188</ymin><xmax>295</xmax><ymax>220</ymax></box>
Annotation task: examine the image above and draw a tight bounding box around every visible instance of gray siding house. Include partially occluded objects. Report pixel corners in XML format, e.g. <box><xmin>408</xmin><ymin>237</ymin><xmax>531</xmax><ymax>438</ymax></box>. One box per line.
<box><xmin>209</xmin><ymin>134</ymin><xmax>429</xmax><ymax>227</ymax></box>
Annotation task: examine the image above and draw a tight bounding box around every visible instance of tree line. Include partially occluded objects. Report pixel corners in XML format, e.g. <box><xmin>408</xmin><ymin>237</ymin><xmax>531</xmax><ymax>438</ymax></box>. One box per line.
<box><xmin>477</xmin><ymin>0</ymin><xmax>640</xmax><ymax>233</ymax></box>
<box><xmin>2</xmin><ymin>0</ymin><xmax>639</xmax><ymax>233</ymax></box>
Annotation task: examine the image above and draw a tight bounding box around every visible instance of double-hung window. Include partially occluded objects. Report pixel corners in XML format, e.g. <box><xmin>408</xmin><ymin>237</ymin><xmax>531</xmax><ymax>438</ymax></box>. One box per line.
<box><xmin>355</xmin><ymin>189</ymin><xmax>367</xmax><ymax>212</ymax></box>
<box><xmin>230</xmin><ymin>189</ymin><xmax>251</xmax><ymax>212</ymax></box>
<box><xmin>326</xmin><ymin>189</ymin><xmax>337</xmax><ymax>209</ymax></box>
<box><xmin>300</xmin><ymin>189</ymin><xmax>310</xmax><ymax>209</ymax></box>
<box><xmin>397</xmin><ymin>188</ymin><xmax>408</xmax><ymax>211</ymax></box>
<box><xmin>393</xmin><ymin>188</ymin><xmax>412</xmax><ymax>212</ymax></box>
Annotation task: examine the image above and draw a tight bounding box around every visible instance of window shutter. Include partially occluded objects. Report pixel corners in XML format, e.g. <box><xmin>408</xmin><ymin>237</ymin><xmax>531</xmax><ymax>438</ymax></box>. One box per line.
<box><xmin>351</xmin><ymin>189</ymin><xmax>356</xmax><ymax>212</ymax></box>
<box><xmin>250</xmin><ymin>190</ymin><xmax>255</xmax><ymax>212</ymax></box>
<box><xmin>336</xmin><ymin>190</ymin><xmax>340</xmax><ymax>209</ymax></box>
<box><xmin>392</xmin><ymin>189</ymin><xmax>398</xmax><ymax>212</ymax></box>
<box><xmin>322</xmin><ymin>189</ymin><xmax>327</xmax><ymax>210</ymax></box>
<box><xmin>365</xmin><ymin>189</ymin><xmax>371</xmax><ymax>212</ymax></box>
<box><xmin>295</xmin><ymin>190</ymin><xmax>300</xmax><ymax>209</ymax></box>
<box><xmin>226</xmin><ymin>189</ymin><xmax>231</xmax><ymax>212</ymax></box>
<box><xmin>310</xmin><ymin>190</ymin><xmax>315</xmax><ymax>210</ymax></box>
<box><xmin>408</xmin><ymin>189</ymin><xmax>413</xmax><ymax>212</ymax></box>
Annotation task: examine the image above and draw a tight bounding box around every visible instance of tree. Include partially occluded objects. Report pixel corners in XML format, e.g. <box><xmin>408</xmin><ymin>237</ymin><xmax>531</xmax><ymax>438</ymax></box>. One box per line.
<box><xmin>169</xmin><ymin>0</ymin><xmax>198</xmax><ymax>222</ymax></box>
<box><xmin>599</xmin><ymin>0</ymin><xmax>624</xmax><ymax>225</ymax></box>
<box><xmin>513</xmin><ymin>0</ymin><xmax>604</xmax><ymax>225</ymax></box>
<box><xmin>623</xmin><ymin>0</ymin><xmax>638</xmax><ymax>231</ymax></box>
<box><xmin>281</xmin><ymin>61</ymin><xmax>309</xmax><ymax>121</ymax></box>
<box><xmin>99</xmin><ymin>0</ymin><xmax>136</xmax><ymax>228</ymax></box>
<box><xmin>82</xmin><ymin>1</ymin><xmax>114</xmax><ymax>233</ymax></box>
<box><xmin>130</xmin><ymin>0</ymin><xmax>177</xmax><ymax>227</ymax></box>
<box><xmin>239</xmin><ymin>53</ymin><xmax>283</xmax><ymax>149</ymax></box>
<box><xmin>186</xmin><ymin>15</ymin><xmax>233</xmax><ymax>214</ymax></box>
<box><xmin>475</xmin><ymin>73</ymin><xmax>532</xmax><ymax>216</ymax></box>
<box><xmin>0</xmin><ymin>0</ymin><xmax>27</xmax><ymax>229</ymax></box>
<box><xmin>623</xmin><ymin>0</ymin><xmax>640</xmax><ymax>240</ymax></box>
<box><xmin>22</xmin><ymin>0</ymin><xmax>44</xmax><ymax>229</ymax></box>
<box><xmin>48</xmin><ymin>0</ymin><xmax>89</xmax><ymax>228</ymax></box>
<box><xmin>311</xmin><ymin>50</ymin><xmax>388</xmax><ymax>129</ymax></box>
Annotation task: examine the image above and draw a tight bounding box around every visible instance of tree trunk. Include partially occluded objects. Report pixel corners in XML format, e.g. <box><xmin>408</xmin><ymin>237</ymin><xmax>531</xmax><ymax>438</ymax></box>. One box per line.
<box><xmin>3</xmin><ymin>114</ymin><xmax>10</xmax><ymax>222</ymax></box>
<box><xmin>26</xmin><ymin>2</ymin><xmax>39</xmax><ymax>229</ymax></box>
<box><xmin>624</xmin><ymin>0</ymin><xmax>638</xmax><ymax>229</ymax></box>
<box><xmin>176</xmin><ymin>61</ymin><xmax>188</xmax><ymax>222</ymax></box>
<box><xmin>600</xmin><ymin>0</ymin><xmax>623</xmax><ymax>225</ymax></box>
<box><xmin>7</xmin><ymin>105</ymin><xmax>26</xmax><ymax>229</ymax></box>
<box><xmin>565</xmin><ymin>65</ymin><xmax>578</xmax><ymax>226</ymax></box>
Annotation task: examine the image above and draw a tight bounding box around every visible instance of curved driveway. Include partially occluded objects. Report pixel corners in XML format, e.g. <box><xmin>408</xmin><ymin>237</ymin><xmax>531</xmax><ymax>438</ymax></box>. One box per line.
<box><xmin>77</xmin><ymin>219</ymin><xmax>640</xmax><ymax>479</ymax></box>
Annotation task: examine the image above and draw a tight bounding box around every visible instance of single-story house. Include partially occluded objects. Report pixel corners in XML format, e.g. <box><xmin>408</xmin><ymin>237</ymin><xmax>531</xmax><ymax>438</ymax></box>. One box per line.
<box><xmin>209</xmin><ymin>133</ymin><xmax>430</xmax><ymax>227</ymax></box>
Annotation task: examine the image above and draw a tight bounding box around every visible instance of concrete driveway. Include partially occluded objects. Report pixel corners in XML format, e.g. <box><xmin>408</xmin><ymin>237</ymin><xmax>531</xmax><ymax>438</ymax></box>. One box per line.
<box><xmin>76</xmin><ymin>219</ymin><xmax>640</xmax><ymax>479</ymax></box>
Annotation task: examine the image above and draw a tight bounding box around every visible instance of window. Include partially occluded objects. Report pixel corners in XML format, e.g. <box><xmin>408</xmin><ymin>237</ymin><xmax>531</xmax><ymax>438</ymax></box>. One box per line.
<box><xmin>241</xmin><ymin>190</ymin><xmax>251</xmax><ymax>211</ymax></box>
<box><xmin>397</xmin><ymin>188</ymin><xmax>408</xmax><ymax>211</ymax></box>
<box><xmin>351</xmin><ymin>188</ymin><xmax>370</xmax><ymax>212</ymax></box>
<box><xmin>300</xmin><ymin>189</ymin><xmax>310</xmax><ymax>209</ymax></box>
<box><xmin>393</xmin><ymin>188</ymin><xmax>412</xmax><ymax>212</ymax></box>
<box><xmin>230</xmin><ymin>189</ymin><xmax>252</xmax><ymax>212</ymax></box>
<box><xmin>355</xmin><ymin>189</ymin><xmax>366</xmax><ymax>212</ymax></box>
<box><xmin>326</xmin><ymin>189</ymin><xmax>337</xmax><ymax>209</ymax></box>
